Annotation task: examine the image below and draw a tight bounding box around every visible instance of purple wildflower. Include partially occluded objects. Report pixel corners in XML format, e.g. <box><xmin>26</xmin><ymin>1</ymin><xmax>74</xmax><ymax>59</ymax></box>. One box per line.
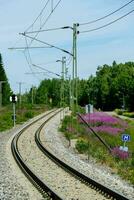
<box><xmin>92</xmin><ymin>126</ymin><xmax>124</xmax><ymax>135</ymax></box>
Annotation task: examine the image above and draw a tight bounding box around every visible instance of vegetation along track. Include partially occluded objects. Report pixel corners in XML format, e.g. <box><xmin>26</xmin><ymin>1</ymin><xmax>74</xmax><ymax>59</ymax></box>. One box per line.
<box><xmin>11</xmin><ymin>109</ymin><xmax>128</xmax><ymax>200</ymax></box>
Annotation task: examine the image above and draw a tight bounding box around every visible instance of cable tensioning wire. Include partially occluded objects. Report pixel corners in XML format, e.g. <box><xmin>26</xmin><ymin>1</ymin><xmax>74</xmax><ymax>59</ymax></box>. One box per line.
<box><xmin>80</xmin><ymin>9</ymin><xmax>134</xmax><ymax>34</ymax></box>
<box><xmin>79</xmin><ymin>0</ymin><xmax>134</xmax><ymax>26</ymax></box>
<box><xmin>24</xmin><ymin>37</ymin><xmax>41</xmax><ymax>81</ymax></box>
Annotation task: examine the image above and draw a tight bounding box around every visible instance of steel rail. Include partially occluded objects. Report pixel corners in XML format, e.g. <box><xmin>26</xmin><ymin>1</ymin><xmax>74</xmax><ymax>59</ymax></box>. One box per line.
<box><xmin>11</xmin><ymin>109</ymin><xmax>63</xmax><ymax>200</ymax></box>
<box><xmin>35</xmin><ymin>114</ymin><xmax>129</xmax><ymax>200</ymax></box>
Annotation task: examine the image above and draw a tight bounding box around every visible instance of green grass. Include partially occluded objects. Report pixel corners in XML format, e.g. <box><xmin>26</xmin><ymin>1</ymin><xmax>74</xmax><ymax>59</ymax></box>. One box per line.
<box><xmin>0</xmin><ymin>104</ymin><xmax>49</xmax><ymax>132</ymax></box>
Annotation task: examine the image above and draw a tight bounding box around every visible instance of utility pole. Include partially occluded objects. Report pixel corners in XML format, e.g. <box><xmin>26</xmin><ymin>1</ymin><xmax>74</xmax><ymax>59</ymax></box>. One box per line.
<box><xmin>0</xmin><ymin>81</ymin><xmax>6</xmax><ymax>108</ymax></box>
<box><xmin>17</xmin><ymin>82</ymin><xmax>24</xmax><ymax>109</ymax></box>
<box><xmin>72</xmin><ymin>23</ymin><xmax>79</xmax><ymax>114</ymax></box>
<box><xmin>57</xmin><ymin>57</ymin><xmax>66</xmax><ymax>119</ymax></box>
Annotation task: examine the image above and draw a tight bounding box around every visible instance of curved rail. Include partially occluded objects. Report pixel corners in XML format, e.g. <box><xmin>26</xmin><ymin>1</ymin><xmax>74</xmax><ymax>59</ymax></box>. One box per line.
<box><xmin>35</xmin><ymin>113</ymin><xmax>129</xmax><ymax>200</ymax></box>
<box><xmin>11</xmin><ymin>109</ymin><xmax>62</xmax><ymax>200</ymax></box>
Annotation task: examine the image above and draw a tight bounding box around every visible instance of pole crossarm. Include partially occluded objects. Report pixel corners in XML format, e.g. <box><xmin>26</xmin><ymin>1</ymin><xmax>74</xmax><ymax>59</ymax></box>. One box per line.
<box><xmin>32</xmin><ymin>63</ymin><xmax>61</xmax><ymax>77</ymax></box>
<box><xmin>8</xmin><ymin>46</ymin><xmax>52</xmax><ymax>50</ymax></box>
<box><xmin>24</xmin><ymin>26</ymin><xmax>73</xmax><ymax>34</ymax></box>
<box><xmin>19</xmin><ymin>32</ymin><xmax>73</xmax><ymax>56</ymax></box>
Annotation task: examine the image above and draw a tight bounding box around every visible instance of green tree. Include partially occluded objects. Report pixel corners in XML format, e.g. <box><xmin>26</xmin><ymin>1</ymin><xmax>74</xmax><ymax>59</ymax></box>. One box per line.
<box><xmin>0</xmin><ymin>54</ymin><xmax>11</xmax><ymax>105</ymax></box>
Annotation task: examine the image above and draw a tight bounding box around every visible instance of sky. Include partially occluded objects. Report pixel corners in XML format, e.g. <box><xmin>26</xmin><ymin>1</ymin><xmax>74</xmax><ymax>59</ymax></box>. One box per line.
<box><xmin>0</xmin><ymin>0</ymin><xmax>134</xmax><ymax>93</ymax></box>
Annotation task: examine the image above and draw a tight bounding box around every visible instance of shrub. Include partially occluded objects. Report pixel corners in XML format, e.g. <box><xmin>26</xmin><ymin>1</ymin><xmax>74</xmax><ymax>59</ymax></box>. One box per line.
<box><xmin>75</xmin><ymin>138</ymin><xmax>89</xmax><ymax>154</ymax></box>
<box><xmin>115</xmin><ymin>109</ymin><xmax>123</xmax><ymax>115</ymax></box>
<box><xmin>24</xmin><ymin>111</ymin><xmax>34</xmax><ymax>119</ymax></box>
<box><xmin>123</xmin><ymin>112</ymin><xmax>134</xmax><ymax>118</ymax></box>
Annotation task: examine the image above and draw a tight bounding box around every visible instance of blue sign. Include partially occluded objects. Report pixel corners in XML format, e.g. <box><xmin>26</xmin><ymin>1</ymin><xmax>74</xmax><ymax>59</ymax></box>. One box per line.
<box><xmin>122</xmin><ymin>134</ymin><xmax>130</xmax><ymax>142</ymax></box>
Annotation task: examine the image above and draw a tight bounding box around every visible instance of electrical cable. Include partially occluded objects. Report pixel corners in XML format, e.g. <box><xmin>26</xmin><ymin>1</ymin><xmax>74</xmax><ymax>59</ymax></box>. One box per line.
<box><xmin>80</xmin><ymin>9</ymin><xmax>134</xmax><ymax>34</ymax></box>
<box><xmin>24</xmin><ymin>37</ymin><xmax>41</xmax><ymax>81</ymax></box>
<box><xmin>25</xmin><ymin>0</ymin><xmax>50</xmax><ymax>32</ymax></box>
<box><xmin>79</xmin><ymin>0</ymin><xmax>134</xmax><ymax>26</ymax></box>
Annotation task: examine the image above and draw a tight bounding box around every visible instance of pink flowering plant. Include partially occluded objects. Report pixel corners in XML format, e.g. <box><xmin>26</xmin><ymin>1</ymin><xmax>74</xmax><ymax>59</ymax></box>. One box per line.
<box><xmin>79</xmin><ymin>112</ymin><xmax>127</xmax><ymax>135</ymax></box>
<box><xmin>111</xmin><ymin>147</ymin><xmax>129</xmax><ymax>160</ymax></box>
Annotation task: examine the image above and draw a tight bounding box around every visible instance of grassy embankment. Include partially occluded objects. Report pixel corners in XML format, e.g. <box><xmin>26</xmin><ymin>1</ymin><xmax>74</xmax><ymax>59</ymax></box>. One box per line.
<box><xmin>0</xmin><ymin>104</ymin><xmax>50</xmax><ymax>132</ymax></box>
<box><xmin>60</xmin><ymin>112</ymin><xmax>134</xmax><ymax>185</ymax></box>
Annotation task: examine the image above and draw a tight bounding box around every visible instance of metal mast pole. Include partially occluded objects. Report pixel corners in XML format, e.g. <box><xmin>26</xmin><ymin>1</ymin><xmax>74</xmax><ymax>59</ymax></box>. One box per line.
<box><xmin>72</xmin><ymin>23</ymin><xmax>79</xmax><ymax>114</ymax></box>
<box><xmin>17</xmin><ymin>82</ymin><xmax>24</xmax><ymax>109</ymax></box>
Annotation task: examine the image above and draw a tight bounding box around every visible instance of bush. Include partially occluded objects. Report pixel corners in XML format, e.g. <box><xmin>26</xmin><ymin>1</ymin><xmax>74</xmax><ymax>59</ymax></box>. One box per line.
<box><xmin>24</xmin><ymin>111</ymin><xmax>34</xmax><ymax>119</ymax></box>
<box><xmin>115</xmin><ymin>109</ymin><xmax>123</xmax><ymax>115</ymax></box>
<box><xmin>123</xmin><ymin>112</ymin><xmax>134</xmax><ymax>118</ymax></box>
<box><xmin>75</xmin><ymin>138</ymin><xmax>89</xmax><ymax>154</ymax></box>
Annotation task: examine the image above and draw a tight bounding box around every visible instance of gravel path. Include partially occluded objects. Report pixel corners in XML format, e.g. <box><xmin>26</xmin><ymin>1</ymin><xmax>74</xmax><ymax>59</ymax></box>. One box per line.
<box><xmin>40</xmin><ymin>109</ymin><xmax>134</xmax><ymax>200</ymax></box>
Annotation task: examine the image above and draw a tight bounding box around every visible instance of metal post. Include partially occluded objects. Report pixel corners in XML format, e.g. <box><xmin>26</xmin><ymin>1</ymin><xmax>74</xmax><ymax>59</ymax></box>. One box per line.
<box><xmin>13</xmin><ymin>103</ymin><xmax>16</xmax><ymax>127</ymax></box>
<box><xmin>17</xmin><ymin>82</ymin><xmax>24</xmax><ymax>109</ymax></box>
<box><xmin>72</xmin><ymin>23</ymin><xmax>79</xmax><ymax>114</ymax></box>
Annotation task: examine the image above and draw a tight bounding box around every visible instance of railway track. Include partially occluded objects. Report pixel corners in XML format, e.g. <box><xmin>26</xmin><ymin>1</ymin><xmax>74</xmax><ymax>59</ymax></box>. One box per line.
<box><xmin>11</xmin><ymin>109</ymin><xmax>129</xmax><ymax>200</ymax></box>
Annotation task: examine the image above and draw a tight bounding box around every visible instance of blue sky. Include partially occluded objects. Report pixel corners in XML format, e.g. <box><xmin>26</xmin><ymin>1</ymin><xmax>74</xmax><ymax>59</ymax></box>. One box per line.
<box><xmin>0</xmin><ymin>0</ymin><xmax>134</xmax><ymax>93</ymax></box>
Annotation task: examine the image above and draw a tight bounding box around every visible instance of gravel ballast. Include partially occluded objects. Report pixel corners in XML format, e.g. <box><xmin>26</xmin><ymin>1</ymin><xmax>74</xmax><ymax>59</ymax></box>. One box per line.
<box><xmin>0</xmin><ymin>113</ymin><xmax>49</xmax><ymax>200</ymax></box>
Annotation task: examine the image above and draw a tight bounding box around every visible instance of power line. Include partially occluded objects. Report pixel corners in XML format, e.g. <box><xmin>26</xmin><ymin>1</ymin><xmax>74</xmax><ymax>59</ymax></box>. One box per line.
<box><xmin>80</xmin><ymin>9</ymin><xmax>134</xmax><ymax>34</ymax></box>
<box><xmin>79</xmin><ymin>0</ymin><xmax>134</xmax><ymax>26</ymax></box>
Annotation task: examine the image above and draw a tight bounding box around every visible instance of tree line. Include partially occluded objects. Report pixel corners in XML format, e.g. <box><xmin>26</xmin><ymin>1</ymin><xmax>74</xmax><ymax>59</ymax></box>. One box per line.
<box><xmin>0</xmin><ymin>54</ymin><xmax>11</xmax><ymax>105</ymax></box>
<box><xmin>26</xmin><ymin>61</ymin><xmax>134</xmax><ymax>111</ymax></box>
<box><xmin>1</xmin><ymin>51</ymin><xmax>134</xmax><ymax>111</ymax></box>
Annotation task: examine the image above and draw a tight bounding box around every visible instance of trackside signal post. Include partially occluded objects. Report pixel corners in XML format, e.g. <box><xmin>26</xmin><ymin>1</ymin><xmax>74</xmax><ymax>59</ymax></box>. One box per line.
<box><xmin>10</xmin><ymin>94</ymin><xmax>17</xmax><ymax>127</ymax></box>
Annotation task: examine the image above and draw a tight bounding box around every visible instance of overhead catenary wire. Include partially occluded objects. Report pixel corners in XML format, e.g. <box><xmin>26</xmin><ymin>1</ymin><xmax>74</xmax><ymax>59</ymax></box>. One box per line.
<box><xmin>80</xmin><ymin>9</ymin><xmax>134</xmax><ymax>34</ymax></box>
<box><xmin>24</xmin><ymin>36</ymin><xmax>41</xmax><ymax>81</ymax></box>
<box><xmin>79</xmin><ymin>0</ymin><xmax>134</xmax><ymax>26</ymax></box>
<box><xmin>25</xmin><ymin>0</ymin><xmax>51</xmax><ymax>32</ymax></box>
<box><xmin>28</xmin><ymin>0</ymin><xmax>62</xmax><ymax>46</ymax></box>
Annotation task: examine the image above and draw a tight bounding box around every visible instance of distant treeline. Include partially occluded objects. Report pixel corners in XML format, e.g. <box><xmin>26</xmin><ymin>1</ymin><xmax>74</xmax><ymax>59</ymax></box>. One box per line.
<box><xmin>26</xmin><ymin>61</ymin><xmax>134</xmax><ymax>111</ymax></box>
<box><xmin>1</xmin><ymin>51</ymin><xmax>134</xmax><ymax>111</ymax></box>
